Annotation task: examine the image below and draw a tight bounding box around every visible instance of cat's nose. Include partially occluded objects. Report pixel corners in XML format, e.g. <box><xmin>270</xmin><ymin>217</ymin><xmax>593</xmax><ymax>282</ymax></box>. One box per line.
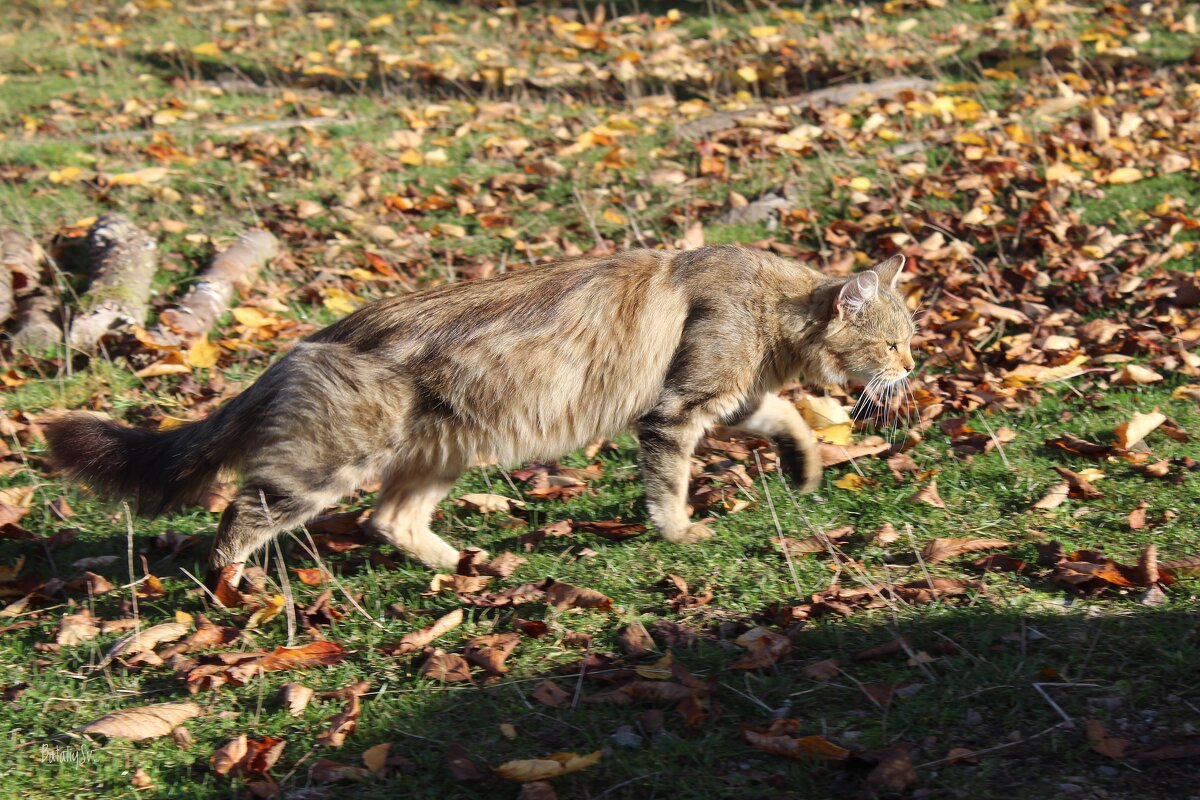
<box><xmin>901</xmin><ymin>352</ymin><xmax>915</xmax><ymax>371</ymax></box>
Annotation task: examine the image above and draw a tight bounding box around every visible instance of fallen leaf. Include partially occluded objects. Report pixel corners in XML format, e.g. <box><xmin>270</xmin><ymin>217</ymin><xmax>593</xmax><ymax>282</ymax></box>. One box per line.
<box><xmin>493</xmin><ymin>751</ymin><xmax>602</xmax><ymax>782</ymax></box>
<box><xmin>1114</xmin><ymin>410</ymin><xmax>1166</xmax><ymax>449</ymax></box>
<box><xmin>908</xmin><ymin>480</ymin><xmax>946</xmax><ymax>508</ymax></box>
<box><xmin>81</xmin><ymin>701</ymin><xmax>203</xmax><ymax>740</ymax></box>
<box><xmin>920</xmin><ymin>538</ymin><xmax>1011</xmax><ymax>564</ymax></box>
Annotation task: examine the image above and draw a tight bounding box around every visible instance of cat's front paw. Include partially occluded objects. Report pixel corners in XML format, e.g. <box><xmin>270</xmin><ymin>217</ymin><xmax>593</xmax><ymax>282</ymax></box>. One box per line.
<box><xmin>661</xmin><ymin>522</ymin><xmax>713</xmax><ymax>545</ymax></box>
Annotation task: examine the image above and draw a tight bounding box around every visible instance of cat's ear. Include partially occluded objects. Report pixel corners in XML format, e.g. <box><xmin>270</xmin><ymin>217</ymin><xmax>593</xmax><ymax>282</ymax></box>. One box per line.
<box><xmin>836</xmin><ymin>271</ymin><xmax>879</xmax><ymax>318</ymax></box>
<box><xmin>869</xmin><ymin>254</ymin><xmax>906</xmax><ymax>289</ymax></box>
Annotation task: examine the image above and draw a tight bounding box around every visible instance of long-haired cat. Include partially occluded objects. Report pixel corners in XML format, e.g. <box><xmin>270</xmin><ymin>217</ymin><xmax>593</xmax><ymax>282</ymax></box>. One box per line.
<box><xmin>45</xmin><ymin>246</ymin><xmax>916</xmax><ymax>581</ymax></box>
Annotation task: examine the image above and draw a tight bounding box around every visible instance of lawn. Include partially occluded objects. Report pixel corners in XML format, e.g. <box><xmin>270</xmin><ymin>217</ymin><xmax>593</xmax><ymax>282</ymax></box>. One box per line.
<box><xmin>1</xmin><ymin>1</ymin><xmax>1199</xmax><ymax>799</ymax></box>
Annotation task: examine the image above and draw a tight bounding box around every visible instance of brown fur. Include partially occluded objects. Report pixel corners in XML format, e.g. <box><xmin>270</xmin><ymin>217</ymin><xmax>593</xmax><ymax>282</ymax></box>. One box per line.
<box><xmin>45</xmin><ymin>246</ymin><xmax>917</xmax><ymax>580</ymax></box>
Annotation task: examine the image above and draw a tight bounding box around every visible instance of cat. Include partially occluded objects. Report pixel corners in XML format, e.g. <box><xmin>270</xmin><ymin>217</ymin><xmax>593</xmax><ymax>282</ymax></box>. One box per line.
<box><xmin>45</xmin><ymin>246</ymin><xmax>916</xmax><ymax>583</ymax></box>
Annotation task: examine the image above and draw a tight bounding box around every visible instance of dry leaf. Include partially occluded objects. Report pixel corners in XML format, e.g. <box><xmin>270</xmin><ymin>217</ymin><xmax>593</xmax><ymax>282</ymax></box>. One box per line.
<box><xmin>920</xmin><ymin>538</ymin><xmax>1011</xmax><ymax>564</ymax></box>
<box><xmin>493</xmin><ymin>751</ymin><xmax>602</xmax><ymax>782</ymax></box>
<box><xmin>1114</xmin><ymin>410</ymin><xmax>1166</xmax><ymax>449</ymax></box>
<box><xmin>81</xmin><ymin>702</ymin><xmax>203</xmax><ymax>740</ymax></box>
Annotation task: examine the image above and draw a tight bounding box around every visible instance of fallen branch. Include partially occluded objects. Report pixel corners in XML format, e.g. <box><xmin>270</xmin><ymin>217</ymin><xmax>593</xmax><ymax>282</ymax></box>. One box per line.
<box><xmin>0</xmin><ymin>228</ymin><xmax>43</xmax><ymax>323</ymax></box>
<box><xmin>155</xmin><ymin>229</ymin><xmax>279</xmax><ymax>342</ymax></box>
<box><xmin>678</xmin><ymin>76</ymin><xmax>934</xmax><ymax>140</ymax></box>
<box><xmin>1</xmin><ymin>228</ymin><xmax>63</xmax><ymax>351</ymax></box>
<box><xmin>68</xmin><ymin>214</ymin><xmax>158</xmax><ymax>352</ymax></box>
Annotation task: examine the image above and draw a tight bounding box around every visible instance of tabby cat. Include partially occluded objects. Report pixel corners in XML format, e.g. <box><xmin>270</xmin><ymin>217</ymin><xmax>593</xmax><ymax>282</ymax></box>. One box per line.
<box><xmin>46</xmin><ymin>246</ymin><xmax>916</xmax><ymax>582</ymax></box>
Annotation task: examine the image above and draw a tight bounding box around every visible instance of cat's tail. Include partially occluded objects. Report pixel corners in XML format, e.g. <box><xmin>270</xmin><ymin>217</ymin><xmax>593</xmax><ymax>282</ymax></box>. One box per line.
<box><xmin>45</xmin><ymin>374</ymin><xmax>277</xmax><ymax>516</ymax></box>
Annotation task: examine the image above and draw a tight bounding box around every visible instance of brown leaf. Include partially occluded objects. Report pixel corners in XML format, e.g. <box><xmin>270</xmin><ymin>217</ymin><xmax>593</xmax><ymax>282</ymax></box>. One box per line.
<box><xmin>478</xmin><ymin>551</ymin><xmax>527</xmax><ymax>578</ymax></box>
<box><xmin>1087</xmin><ymin>719</ymin><xmax>1130</xmax><ymax>759</ymax></box>
<box><xmin>446</xmin><ymin>743</ymin><xmax>489</xmax><ymax>782</ymax></box>
<box><xmin>317</xmin><ymin>694</ymin><xmax>361</xmax><ymax>748</ymax></box>
<box><xmin>907</xmin><ymin>480</ymin><xmax>946</xmax><ymax>509</ymax></box>
<box><xmin>743</xmin><ymin>725</ymin><xmax>850</xmax><ymax>761</ymax></box>
<box><xmin>1114</xmin><ymin>410</ymin><xmax>1166</xmax><ymax>449</ymax></box>
<box><xmin>279</xmin><ymin>682</ymin><xmax>314</xmax><ymax>716</ymax></box>
<box><xmin>81</xmin><ymin>701</ymin><xmax>203</xmax><ymax>740</ymax></box>
<box><xmin>420</xmin><ymin>650</ymin><xmax>473</xmax><ymax>682</ymax></box>
<box><xmin>292</xmin><ymin>567</ymin><xmax>328</xmax><ymax>586</ymax></box>
<box><xmin>731</xmin><ymin>627</ymin><xmax>792</xmax><ymax>670</ymax></box>
<box><xmin>213</xmin><ymin>734</ymin><xmax>249</xmax><ymax>776</ymax></box>
<box><xmin>1031</xmin><ymin>481</ymin><xmax>1070</xmax><ymax>510</ymax></box>
<box><xmin>1134</xmin><ymin>736</ymin><xmax>1200</xmax><ymax>760</ymax></box>
<box><xmin>920</xmin><ymin>538</ymin><xmax>1011</xmax><ymax>564</ymax></box>
<box><xmin>464</xmin><ymin>632</ymin><xmax>520</xmax><ymax>675</ymax></box>
<box><xmin>362</xmin><ymin>742</ymin><xmax>391</xmax><ymax>777</ymax></box>
<box><xmin>865</xmin><ymin>744</ymin><xmax>919</xmax><ymax>794</ymax></box>
<box><xmin>57</xmin><ymin>610</ymin><xmax>101</xmax><ymax>645</ymax></box>
<box><xmin>617</xmin><ymin>620</ymin><xmax>656</xmax><ymax>657</ymax></box>
<box><xmin>386</xmin><ymin>608</ymin><xmax>464</xmax><ymax>656</ymax></box>
<box><xmin>575</xmin><ymin>519</ymin><xmax>646</xmax><ymax>540</ymax></box>
<box><xmin>801</xmin><ymin>658</ymin><xmax>840</xmax><ymax>681</ymax></box>
<box><xmin>887</xmin><ymin>452</ymin><xmax>920</xmax><ymax>482</ymax></box>
<box><xmin>543</xmin><ymin>580</ymin><xmax>613</xmax><ymax>611</ymax></box>
<box><xmin>227</xmin><ymin>641</ymin><xmax>347</xmax><ymax>683</ymax></box>
<box><xmin>1053</xmin><ymin>466</ymin><xmax>1105</xmax><ymax>499</ymax></box>
<box><xmin>308</xmin><ymin>758</ymin><xmax>371</xmax><ymax>783</ymax></box>
<box><xmin>820</xmin><ymin>441</ymin><xmax>890</xmax><ymax>468</ymax></box>
<box><xmin>531</xmin><ymin>680</ymin><xmax>571</xmax><ymax>708</ymax></box>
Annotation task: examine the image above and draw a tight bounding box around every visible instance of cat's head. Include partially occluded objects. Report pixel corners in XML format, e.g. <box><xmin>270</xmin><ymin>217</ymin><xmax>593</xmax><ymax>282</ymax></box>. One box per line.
<box><xmin>815</xmin><ymin>255</ymin><xmax>916</xmax><ymax>386</ymax></box>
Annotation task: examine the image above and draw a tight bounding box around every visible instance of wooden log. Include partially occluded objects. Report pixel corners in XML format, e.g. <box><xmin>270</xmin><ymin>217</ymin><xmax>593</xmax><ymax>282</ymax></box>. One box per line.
<box><xmin>0</xmin><ymin>227</ymin><xmax>44</xmax><ymax>323</ymax></box>
<box><xmin>67</xmin><ymin>214</ymin><xmax>158</xmax><ymax>352</ymax></box>
<box><xmin>156</xmin><ymin>229</ymin><xmax>278</xmax><ymax>341</ymax></box>
<box><xmin>1</xmin><ymin>228</ymin><xmax>63</xmax><ymax>351</ymax></box>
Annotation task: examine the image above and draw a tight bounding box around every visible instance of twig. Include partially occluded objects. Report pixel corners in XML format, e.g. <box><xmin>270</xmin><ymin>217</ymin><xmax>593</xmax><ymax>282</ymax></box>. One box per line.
<box><xmin>1032</xmin><ymin>682</ymin><xmax>1102</xmax><ymax>729</ymax></box>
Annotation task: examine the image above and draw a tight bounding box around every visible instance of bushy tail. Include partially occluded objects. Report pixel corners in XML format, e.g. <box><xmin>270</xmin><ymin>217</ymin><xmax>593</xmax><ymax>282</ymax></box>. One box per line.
<box><xmin>45</xmin><ymin>379</ymin><xmax>274</xmax><ymax>517</ymax></box>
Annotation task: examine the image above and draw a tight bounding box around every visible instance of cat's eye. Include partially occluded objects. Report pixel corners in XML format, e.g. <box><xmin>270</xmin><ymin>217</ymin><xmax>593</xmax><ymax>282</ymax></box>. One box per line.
<box><xmin>887</xmin><ymin>342</ymin><xmax>898</xmax><ymax>351</ymax></box>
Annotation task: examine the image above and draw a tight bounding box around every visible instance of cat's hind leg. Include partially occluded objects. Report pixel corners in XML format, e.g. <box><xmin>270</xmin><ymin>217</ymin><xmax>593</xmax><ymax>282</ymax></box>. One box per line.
<box><xmin>728</xmin><ymin>393</ymin><xmax>822</xmax><ymax>493</ymax></box>
<box><xmin>366</xmin><ymin>469</ymin><xmax>462</xmax><ymax>569</ymax></box>
<box><xmin>208</xmin><ymin>482</ymin><xmax>344</xmax><ymax>587</ymax></box>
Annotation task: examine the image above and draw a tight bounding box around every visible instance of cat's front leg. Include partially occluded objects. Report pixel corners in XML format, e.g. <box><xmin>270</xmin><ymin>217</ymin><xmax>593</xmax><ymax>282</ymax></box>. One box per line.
<box><xmin>636</xmin><ymin>407</ymin><xmax>713</xmax><ymax>544</ymax></box>
<box><xmin>728</xmin><ymin>393</ymin><xmax>822</xmax><ymax>493</ymax></box>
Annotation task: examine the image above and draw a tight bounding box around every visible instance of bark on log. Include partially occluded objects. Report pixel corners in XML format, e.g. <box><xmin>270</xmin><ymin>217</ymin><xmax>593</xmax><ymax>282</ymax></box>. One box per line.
<box><xmin>678</xmin><ymin>76</ymin><xmax>934</xmax><ymax>140</ymax></box>
<box><xmin>67</xmin><ymin>213</ymin><xmax>158</xmax><ymax>352</ymax></box>
<box><xmin>156</xmin><ymin>229</ymin><xmax>278</xmax><ymax>341</ymax></box>
<box><xmin>1</xmin><ymin>228</ymin><xmax>63</xmax><ymax>351</ymax></box>
<box><xmin>0</xmin><ymin>227</ymin><xmax>43</xmax><ymax>323</ymax></box>
<box><xmin>11</xmin><ymin>294</ymin><xmax>62</xmax><ymax>352</ymax></box>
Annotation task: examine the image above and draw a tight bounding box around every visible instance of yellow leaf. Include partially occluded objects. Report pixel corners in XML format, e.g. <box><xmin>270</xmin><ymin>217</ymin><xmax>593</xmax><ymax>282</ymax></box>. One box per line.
<box><xmin>191</xmin><ymin>42</ymin><xmax>221</xmax><ymax>57</ymax></box>
<box><xmin>49</xmin><ymin>166</ymin><xmax>83</xmax><ymax>184</ymax></box>
<box><xmin>366</xmin><ymin>13</ymin><xmax>393</xmax><ymax>29</ymax></box>
<box><xmin>322</xmin><ymin>288</ymin><xmax>359</xmax><ymax>316</ymax></box>
<box><xmin>399</xmin><ymin>148</ymin><xmax>424</xmax><ymax>166</ymax></box>
<box><xmin>494</xmin><ymin>751</ymin><xmax>602</xmax><ymax>782</ymax></box>
<box><xmin>749</xmin><ymin>25</ymin><xmax>779</xmax><ymax>38</ymax></box>
<box><xmin>175</xmin><ymin>610</ymin><xmax>194</xmax><ymax>627</ymax></box>
<box><xmin>601</xmin><ymin>208</ymin><xmax>627</xmax><ymax>226</ymax></box>
<box><xmin>849</xmin><ymin>176</ymin><xmax>871</xmax><ymax>192</ymax></box>
<box><xmin>1046</xmin><ymin>163</ymin><xmax>1082</xmax><ymax>184</ymax></box>
<box><xmin>245</xmin><ymin>594</ymin><xmax>286</xmax><ymax>629</ymax></box>
<box><xmin>797</xmin><ymin>395</ymin><xmax>850</xmax><ymax>428</ymax></box>
<box><xmin>1107</xmin><ymin>167</ymin><xmax>1143</xmax><ymax>184</ymax></box>
<box><xmin>737</xmin><ymin>66</ymin><xmax>759</xmax><ymax>83</ymax></box>
<box><xmin>186</xmin><ymin>338</ymin><xmax>221</xmax><ymax>369</ymax></box>
<box><xmin>135</xmin><ymin>352</ymin><xmax>191</xmax><ymax>378</ymax></box>
<box><xmin>635</xmin><ymin>652</ymin><xmax>674</xmax><ymax>681</ymax></box>
<box><xmin>813</xmin><ymin>422</ymin><xmax>853</xmax><ymax>446</ymax></box>
<box><xmin>834</xmin><ymin>473</ymin><xmax>865</xmax><ymax>491</ymax></box>
<box><xmin>231</xmin><ymin>306</ymin><xmax>281</xmax><ymax>329</ymax></box>
<box><xmin>1114</xmin><ymin>410</ymin><xmax>1165</xmax><ymax>449</ymax></box>
<box><xmin>109</xmin><ymin>167</ymin><xmax>168</xmax><ymax>186</ymax></box>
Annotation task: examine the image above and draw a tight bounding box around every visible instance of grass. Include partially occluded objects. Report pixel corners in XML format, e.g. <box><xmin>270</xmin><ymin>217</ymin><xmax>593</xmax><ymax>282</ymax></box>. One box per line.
<box><xmin>2</xmin><ymin>1</ymin><xmax>1199</xmax><ymax>799</ymax></box>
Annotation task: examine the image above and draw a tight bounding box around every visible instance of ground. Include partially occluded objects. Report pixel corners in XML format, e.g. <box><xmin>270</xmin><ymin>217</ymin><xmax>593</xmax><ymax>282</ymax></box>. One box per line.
<box><xmin>1</xmin><ymin>1</ymin><xmax>1199</xmax><ymax>799</ymax></box>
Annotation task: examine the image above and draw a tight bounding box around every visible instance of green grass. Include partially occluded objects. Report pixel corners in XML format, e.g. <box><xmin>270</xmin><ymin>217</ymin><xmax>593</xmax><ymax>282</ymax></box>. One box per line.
<box><xmin>2</xmin><ymin>1</ymin><xmax>1199</xmax><ymax>798</ymax></box>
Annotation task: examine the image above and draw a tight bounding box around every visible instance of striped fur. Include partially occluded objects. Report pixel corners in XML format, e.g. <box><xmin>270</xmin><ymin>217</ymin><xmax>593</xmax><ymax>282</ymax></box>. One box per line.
<box><xmin>45</xmin><ymin>246</ymin><xmax>916</xmax><ymax>580</ymax></box>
